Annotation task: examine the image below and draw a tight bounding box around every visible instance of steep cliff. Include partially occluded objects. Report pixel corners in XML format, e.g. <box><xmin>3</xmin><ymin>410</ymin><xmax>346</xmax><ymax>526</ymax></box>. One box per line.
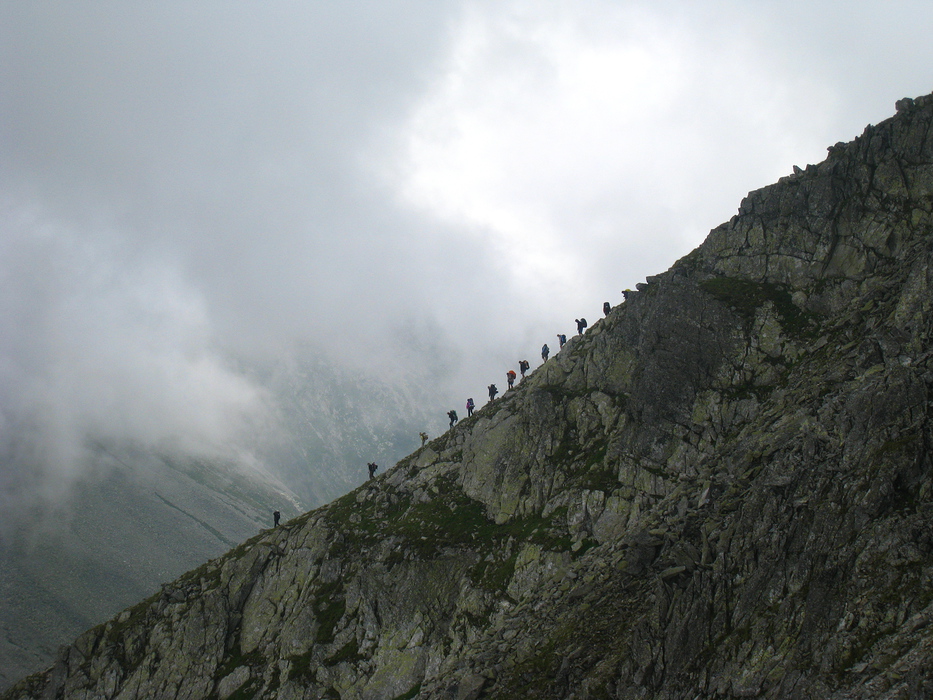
<box><xmin>6</xmin><ymin>94</ymin><xmax>933</xmax><ymax>699</ymax></box>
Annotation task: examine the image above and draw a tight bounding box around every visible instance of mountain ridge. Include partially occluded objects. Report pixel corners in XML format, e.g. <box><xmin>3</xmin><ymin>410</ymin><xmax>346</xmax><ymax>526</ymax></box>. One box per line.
<box><xmin>6</xmin><ymin>92</ymin><xmax>933</xmax><ymax>699</ymax></box>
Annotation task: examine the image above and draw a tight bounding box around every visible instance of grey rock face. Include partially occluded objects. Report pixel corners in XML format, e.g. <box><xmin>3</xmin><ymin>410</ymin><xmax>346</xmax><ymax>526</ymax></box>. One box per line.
<box><xmin>6</xmin><ymin>94</ymin><xmax>933</xmax><ymax>699</ymax></box>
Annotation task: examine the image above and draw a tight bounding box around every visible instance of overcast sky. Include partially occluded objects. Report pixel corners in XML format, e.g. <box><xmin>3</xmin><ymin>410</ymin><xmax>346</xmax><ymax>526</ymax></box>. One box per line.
<box><xmin>2</xmin><ymin>0</ymin><xmax>932</xmax><ymax>495</ymax></box>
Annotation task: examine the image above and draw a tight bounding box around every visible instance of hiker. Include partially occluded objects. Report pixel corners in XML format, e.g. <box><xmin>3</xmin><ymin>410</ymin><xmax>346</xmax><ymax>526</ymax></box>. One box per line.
<box><xmin>603</xmin><ymin>301</ymin><xmax>611</xmax><ymax>315</ymax></box>
<box><xmin>368</xmin><ymin>462</ymin><xmax>379</xmax><ymax>480</ymax></box>
<box><xmin>488</xmin><ymin>383</ymin><xmax>498</xmax><ymax>402</ymax></box>
<box><xmin>557</xmin><ymin>333</ymin><xmax>566</xmax><ymax>349</ymax></box>
<box><xmin>420</xmin><ymin>431</ymin><xmax>429</xmax><ymax>446</ymax></box>
<box><xmin>448</xmin><ymin>410</ymin><xmax>458</xmax><ymax>427</ymax></box>
<box><xmin>273</xmin><ymin>510</ymin><xmax>281</xmax><ymax>527</ymax></box>
<box><xmin>542</xmin><ymin>344</ymin><xmax>550</xmax><ymax>361</ymax></box>
<box><xmin>575</xmin><ymin>318</ymin><xmax>588</xmax><ymax>335</ymax></box>
<box><xmin>507</xmin><ymin>370</ymin><xmax>516</xmax><ymax>389</ymax></box>
<box><xmin>519</xmin><ymin>359</ymin><xmax>530</xmax><ymax>378</ymax></box>
<box><xmin>466</xmin><ymin>397</ymin><xmax>475</xmax><ymax>417</ymax></box>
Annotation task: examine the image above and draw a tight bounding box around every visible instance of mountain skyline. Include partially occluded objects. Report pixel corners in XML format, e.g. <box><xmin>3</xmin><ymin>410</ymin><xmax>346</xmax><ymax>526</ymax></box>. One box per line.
<box><xmin>6</xmin><ymin>89</ymin><xmax>933</xmax><ymax>697</ymax></box>
<box><xmin>4</xmin><ymin>2</ymin><xmax>933</xmax><ymax>511</ymax></box>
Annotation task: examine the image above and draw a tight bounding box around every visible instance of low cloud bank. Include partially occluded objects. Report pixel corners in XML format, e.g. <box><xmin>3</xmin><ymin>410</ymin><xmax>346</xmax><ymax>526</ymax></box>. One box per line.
<box><xmin>0</xmin><ymin>212</ymin><xmax>272</xmax><ymax>507</ymax></box>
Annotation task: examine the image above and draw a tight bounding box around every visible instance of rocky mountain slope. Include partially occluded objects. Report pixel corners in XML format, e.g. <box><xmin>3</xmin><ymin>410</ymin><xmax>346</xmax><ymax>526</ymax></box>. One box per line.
<box><xmin>6</xmin><ymin>93</ymin><xmax>933</xmax><ymax>699</ymax></box>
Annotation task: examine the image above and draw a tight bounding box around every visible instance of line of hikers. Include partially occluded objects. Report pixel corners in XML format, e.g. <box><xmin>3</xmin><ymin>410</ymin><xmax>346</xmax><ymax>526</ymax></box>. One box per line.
<box><xmin>353</xmin><ymin>297</ymin><xmax>631</xmax><ymax>495</ymax></box>
<box><xmin>444</xmin><ymin>300</ymin><xmax>624</xmax><ymax>430</ymax></box>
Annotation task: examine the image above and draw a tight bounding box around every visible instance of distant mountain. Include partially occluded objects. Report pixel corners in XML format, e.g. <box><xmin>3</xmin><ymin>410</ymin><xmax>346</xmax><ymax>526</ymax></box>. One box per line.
<box><xmin>8</xmin><ymin>94</ymin><xmax>933</xmax><ymax>698</ymax></box>
<box><xmin>252</xmin><ymin>354</ymin><xmax>443</xmax><ymax>507</ymax></box>
<box><xmin>0</xmin><ymin>355</ymin><xmax>440</xmax><ymax>691</ymax></box>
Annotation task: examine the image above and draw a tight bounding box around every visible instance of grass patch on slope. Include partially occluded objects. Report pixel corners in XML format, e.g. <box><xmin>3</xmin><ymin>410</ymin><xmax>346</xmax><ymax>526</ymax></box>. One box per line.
<box><xmin>320</xmin><ymin>469</ymin><xmax>582</xmax><ymax>599</ymax></box>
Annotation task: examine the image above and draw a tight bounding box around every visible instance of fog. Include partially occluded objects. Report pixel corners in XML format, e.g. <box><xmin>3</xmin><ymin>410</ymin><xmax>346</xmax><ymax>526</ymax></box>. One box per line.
<box><xmin>3</xmin><ymin>0</ymin><xmax>933</xmax><ymax>503</ymax></box>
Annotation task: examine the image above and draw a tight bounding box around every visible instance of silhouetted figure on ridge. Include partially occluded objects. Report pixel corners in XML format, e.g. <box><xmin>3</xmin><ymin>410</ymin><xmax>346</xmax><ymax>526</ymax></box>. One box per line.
<box><xmin>466</xmin><ymin>398</ymin><xmax>475</xmax><ymax>417</ymax></box>
<box><xmin>488</xmin><ymin>384</ymin><xmax>498</xmax><ymax>402</ymax></box>
<box><xmin>507</xmin><ymin>370</ymin><xmax>516</xmax><ymax>389</ymax></box>
<box><xmin>448</xmin><ymin>410</ymin><xmax>458</xmax><ymax>427</ymax></box>
<box><xmin>519</xmin><ymin>359</ymin><xmax>530</xmax><ymax>378</ymax></box>
<box><xmin>557</xmin><ymin>333</ymin><xmax>566</xmax><ymax>349</ymax></box>
<box><xmin>575</xmin><ymin>318</ymin><xmax>588</xmax><ymax>335</ymax></box>
<box><xmin>603</xmin><ymin>301</ymin><xmax>611</xmax><ymax>315</ymax></box>
<box><xmin>273</xmin><ymin>510</ymin><xmax>281</xmax><ymax>527</ymax></box>
<box><xmin>420</xmin><ymin>431</ymin><xmax>429</xmax><ymax>446</ymax></box>
<box><xmin>541</xmin><ymin>344</ymin><xmax>550</xmax><ymax>361</ymax></box>
<box><xmin>368</xmin><ymin>462</ymin><xmax>379</xmax><ymax>480</ymax></box>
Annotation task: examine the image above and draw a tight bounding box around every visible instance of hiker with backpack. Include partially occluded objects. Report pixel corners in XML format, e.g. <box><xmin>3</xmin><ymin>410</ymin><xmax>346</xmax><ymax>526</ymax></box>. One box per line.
<box><xmin>466</xmin><ymin>397</ymin><xmax>475</xmax><ymax>417</ymax></box>
<box><xmin>557</xmin><ymin>333</ymin><xmax>566</xmax><ymax>349</ymax></box>
<box><xmin>603</xmin><ymin>301</ymin><xmax>611</xmax><ymax>315</ymax></box>
<box><xmin>541</xmin><ymin>344</ymin><xmax>549</xmax><ymax>361</ymax></box>
<box><xmin>519</xmin><ymin>359</ymin><xmax>530</xmax><ymax>378</ymax></box>
<box><xmin>507</xmin><ymin>370</ymin><xmax>516</xmax><ymax>389</ymax></box>
<box><xmin>447</xmin><ymin>410</ymin><xmax>458</xmax><ymax>427</ymax></box>
<box><xmin>575</xmin><ymin>318</ymin><xmax>588</xmax><ymax>335</ymax></box>
<box><xmin>488</xmin><ymin>384</ymin><xmax>498</xmax><ymax>402</ymax></box>
<box><xmin>367</xmin><ymin>462</ymin><xmax>379</xmax><ymax>480</ymax></box>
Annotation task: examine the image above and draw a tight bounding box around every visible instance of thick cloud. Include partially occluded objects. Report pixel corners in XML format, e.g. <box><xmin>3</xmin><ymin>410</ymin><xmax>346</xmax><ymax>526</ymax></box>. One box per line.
<box><xmin>2</xmin><ymin>0</ymin><xmax>933</xmax><ymax>499</ymax></box>
<box><xmin>0</xmin><ymin>209</ymin><xmax>269</xmax><ymax>501</ymax></box>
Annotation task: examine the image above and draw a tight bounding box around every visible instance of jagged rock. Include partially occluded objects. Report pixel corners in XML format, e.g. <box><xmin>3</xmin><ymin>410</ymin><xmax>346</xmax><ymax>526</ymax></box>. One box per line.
<box><xmin>7</xmin><ymin>94</ymin><xmax>933</xmax><ymax>699</ymax></box>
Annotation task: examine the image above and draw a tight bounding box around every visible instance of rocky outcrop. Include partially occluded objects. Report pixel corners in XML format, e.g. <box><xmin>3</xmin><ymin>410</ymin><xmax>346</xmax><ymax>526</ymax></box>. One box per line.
<box><xmin>6</xmin><ymin>94</ymin><xmax>933</xmax><ymax>699</ymax></box>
